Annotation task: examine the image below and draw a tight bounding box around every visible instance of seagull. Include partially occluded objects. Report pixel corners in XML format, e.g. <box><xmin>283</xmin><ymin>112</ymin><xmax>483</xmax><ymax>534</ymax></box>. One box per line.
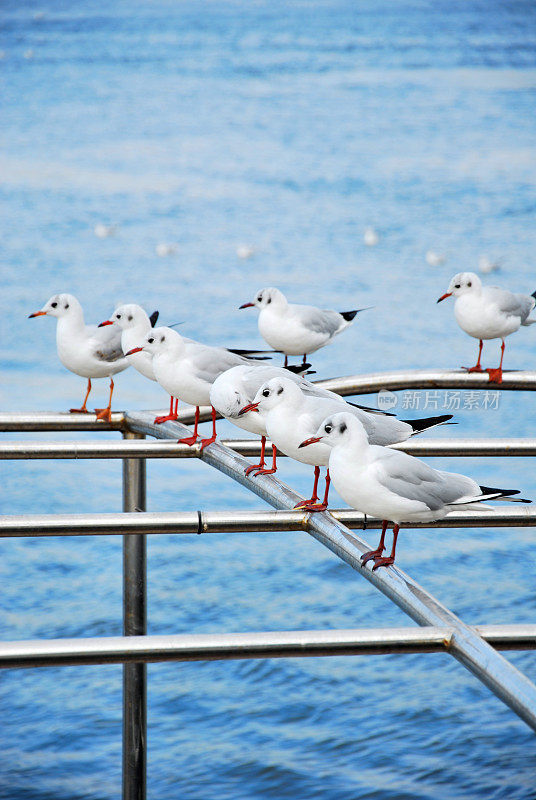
<box><xmin>300</xmin><ymin>411</ymin><xmax>530</xmax><ymax>568</ymax></box>
<box><xmin>239</xmin><ymin>287</ymin><xmax>371</xmax><ymax>366</ymax></box>
<box><xmin>437</xmin><ymin>272</ymin><xmax>536</xmax><ymax>383</ymax></box>
<box><xmin>210</xmin><ymin>363</ymin><xmax>327</xmax><ymax>476</ymax></box>
<box><xmin>127</xmin><ymin>327</ymin><xmax>272</xmax><ymax>449</ymax></box>
<box><xmin>29</xmin><ymin>293</ymin><xmax>129</xmax><ymax>421</ymax></box>
<box><xmin>97</xmin><ymin>304</ymin><xmax>177</xmax><ymax>422</ymax></box>
<box><xmin>239</xmin><ymin>377</ymin><xmax>453</xmax><ymax>512</ymax></box>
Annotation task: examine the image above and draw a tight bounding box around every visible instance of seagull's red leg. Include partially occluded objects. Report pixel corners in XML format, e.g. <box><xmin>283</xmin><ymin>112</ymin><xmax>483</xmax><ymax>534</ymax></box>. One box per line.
<box><xmin>179</xmin><ymin>406</ymin><xmax>200</xmax><ymax>446</ymax></box>
<box><xmin>154</xmin><ymin>396</ymin><xmax>179</xmax><ymax>424</ymax></box>
<box><xmin>373</xmin><ymin>524</ymin><xmax>400</xmax><ymax>570</ymax></box>
<box><xmin>70</xmin><ymin>378</ymin><xmax>92</xmax><ymax>413</ymax></box>
<box><xmin>486</xmin><ymin>339</ymin><xmax>505</xmax><ymax>384</ymax></box>
<box><xmin>95</xmin><ymin>378</ymin><xmax>115</xmax><ymax>422</ymax></box>
<box><xmin>464</xmin><ymin>339</ymin><xmax>484</xmax><ymax>373</ymax></box>
<box><xmin>299</xmin><ymin>468</ymin><xmax>331</xmax><ymax>512</ymax></box>
<box><xmin>254</xmin><ymin>444</ymin><xmax>277</xmax><ymax>476</ymax></box>
<box><xmin>361</xmin><ymin>520</ymin><xmax>388</xmax><ymax>565</ymax></box>
<box><xmin>200</xmin><ymin>406</ymin><xmax>218</xmax><ymax>449</ymax></box>
<box><xmin>245</xmin><ymin>435</ymin><xmax>266</xmax><ymax>476</ymax></box>
<box><xmin>294</xmin><ymin>466</ymin><xmax>321</xmax><ymax>508</ymax></box>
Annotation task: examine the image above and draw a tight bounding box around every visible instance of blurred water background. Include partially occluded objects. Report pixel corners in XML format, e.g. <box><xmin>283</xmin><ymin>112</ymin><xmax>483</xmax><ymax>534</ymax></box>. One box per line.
<box><xmin>2</xmin><ymin>1</ymin><xmax>536</xmax><ymax>797</ymax></box>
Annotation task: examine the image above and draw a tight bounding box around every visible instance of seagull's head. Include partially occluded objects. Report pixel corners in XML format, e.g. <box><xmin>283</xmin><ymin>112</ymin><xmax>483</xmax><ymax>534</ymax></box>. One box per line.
<box><xmin>299</xmin><ymin>412</ymin><xmax>361</xmax><ymax>450</ymax></box>
<box><xmin>437</xmin><ymin>272</ymin><xmax>481</xmax><ymax>303</ymax></box>
<box><xmin>250</xmin><ymin>376</ymin><xmax>302</xmax><ymax>414</ymax></box>
<box><xmin>29</xmin><ymin>293</ymin><xmax>79</xmax><ymax>319</ymax></box>
<box><xmin>128</xmin><ymin>326</ymin><xmax>180</xmax><ymax>357</ymax></box>
<box><xmin>239</xmin><ymin>287</ymin><xmax>287</xmax><ymax>312</ymax></box>
<box><xmin>102</xmin><ymin>304</ymin><xmax>149</xmax><ymax>331</ymax></box>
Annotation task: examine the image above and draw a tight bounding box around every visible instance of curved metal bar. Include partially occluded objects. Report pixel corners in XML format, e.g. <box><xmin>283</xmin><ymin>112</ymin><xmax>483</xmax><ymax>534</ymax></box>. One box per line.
<box><xmin>123</xmin><ymin>410</ymin><xmax>536</xmax><ymax>732</ymax></box>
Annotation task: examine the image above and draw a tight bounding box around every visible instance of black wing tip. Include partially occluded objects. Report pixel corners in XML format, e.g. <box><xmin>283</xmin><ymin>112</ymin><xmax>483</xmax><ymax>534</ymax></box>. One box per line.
<box><xmin>531</xmin><ymin>290</ymin><xmax>536</xmax><ymax>300</ymax></box>
<box><xmin>479</xmin><ymin>485</ymin><xmax>531</xmax><ymax>503</ymax></box>
<box><xmin>404</xmin><ymin>414</ymin><xmax>454</xmax><ymax>431</ymax></box>
<box><xmin>340</xmin><ymin>309</ymin><xmax>359</xmax><ymax>322</ymax></box>
<box><xmin>149</xmin><ymin>310</ymin><xmax>159</xmax><ymax>328</ymax></box>
<box><xmin>285</xmin><ymin>363</ymin><xmax>313</xmax><ymax>374</ymax></box>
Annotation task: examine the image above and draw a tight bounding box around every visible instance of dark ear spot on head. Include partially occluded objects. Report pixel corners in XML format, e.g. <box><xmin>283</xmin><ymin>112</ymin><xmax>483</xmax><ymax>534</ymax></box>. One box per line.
<box><xmin>340</xmin><ymin>422</ymin><xmax>347</xmax><ymax>433</ymax></box>
<box><xmin>128</xmin><ymin>315</ymin><xmax>133</xmax><ymax>321</ymax></box>
<box><xmin>467</xmin><ymin>281</ymin><xmax>472</xmax><ymax>287</ymax></box>
<box><xmin>65</xmin><ymin>303</ymin><xmax>69</xmax><ymax>309</ymax></box>
<box><xmin>161</xmin><ymin>335</ymin><xmax>165</xmax><ymax>342</ymax></box>
<box><xmin>267</xmin><ymin>297</ymin><xmax>271</xmax><ymax>304</ymax></box>
<box><xmin>277</xmin><ymin>386</ymin><xmax>283</xmax><ymax>395</ymax></box>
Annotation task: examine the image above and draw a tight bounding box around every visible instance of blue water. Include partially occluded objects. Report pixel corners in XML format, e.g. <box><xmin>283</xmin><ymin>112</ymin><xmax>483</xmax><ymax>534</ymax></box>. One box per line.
<box><xmin>2</xmin><ymin>0</ymin><xmax>536</xmax><ymax>797</ymax></box>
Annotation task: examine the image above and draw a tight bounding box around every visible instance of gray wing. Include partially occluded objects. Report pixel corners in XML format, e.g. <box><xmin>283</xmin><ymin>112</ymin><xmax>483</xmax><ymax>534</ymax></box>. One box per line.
<box><xmin>350</xmin><ymin>407</ymin><xmax>412</xmax><ymax>445</ymax></box>
<box><xmin>376</xmin><ymin>449</ymin><xmax>479</xmax><ymax>510</ymax></box>
<box><xmin>87</xmin><ymin>323</ymin><xmax>125</xmax><ymax>363</ymax></box>
<box><xmin>190</xmin><ymin>345</ymin><xmax>248</xmax><ymax>383</ymax></box>
<box><xmin>488</xmin><ymin>287</ymin><xmax>535</xmax><ymax>322</ymax></box>
<box><xmin>295</xmin><ymin>304</ymin><xmax>343</xmax><ymax>336</ymax></box>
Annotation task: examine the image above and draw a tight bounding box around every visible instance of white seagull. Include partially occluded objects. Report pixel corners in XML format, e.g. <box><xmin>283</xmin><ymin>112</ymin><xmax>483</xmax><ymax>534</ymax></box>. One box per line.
<box><xmin>239</xmin><ymin>287</ymin><xmax>371</xmax><ymax>366</ymax></box>
<box><xmin>210</xmin><ymin>363</ymin><xmax>330</xmax><ymax>476</ymax></box>
<box><xmin>29</xmin><ymin>293</ymin><xmax>129</xmax><ymax>421</ymax></box>
<box><xmin>127</xmin><ymin>327</ymin><xmax>271</xmax><ymax>449</ymax></box>
<box><xmin>300</xmin><ymin>411</ymin><xmax>530</xmax><ymax>568</ymax></box>
<box><xmin>98</xmin><ymin>304</ymin><xmax>178</xmax><ymax>422</ymax></box>
<box><xmin>437</xmin><ymin>272</ymin><xmax>536</xmax><ymax>383</ymax></box>
<box><xmin>239</xmin><ymin>377</ymin><xmax>453</xmax><ymax>511</ymax></box>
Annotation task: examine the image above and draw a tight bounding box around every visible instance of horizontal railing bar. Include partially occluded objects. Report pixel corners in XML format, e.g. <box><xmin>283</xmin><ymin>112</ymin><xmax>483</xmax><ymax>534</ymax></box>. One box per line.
<box><xmin>122</xmin><ymin>410</ymin><xmax>536</xmax><ymax>731</ymax></box>
<box><xmin>1</xmin><ymin>625</ymin><xmax>535</xmax><ymax>669</ymax></box>
<box><xmin>318</xmin><ymin>369</ymin><xmax>536</xmax><ymax>396</ymax></box>
<box><xmin>1</xmin><ymin>438</ymin><xmax>536</xmax><ymax>459</ymax></box>
<box><xmin>0</xmin><ymin>411</ymin><xmax>126</xmax><ymax>431</ymax></box>
<box><xmin>1</xmin><ymin>506</ymin><xmax>535</xmax><ymax>537</ymax></box>
<box><xmin>1</xmin><ymin>369</ymin><xmax>535</xmax><ymax>431</ymax></box>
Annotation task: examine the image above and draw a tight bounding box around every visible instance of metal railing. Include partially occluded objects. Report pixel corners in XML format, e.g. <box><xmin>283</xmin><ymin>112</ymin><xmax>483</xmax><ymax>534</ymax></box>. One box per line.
<box><xmin>2</xmin><ymin>368</ymin><xmax>536</xmax><ymax>800</ymax></box>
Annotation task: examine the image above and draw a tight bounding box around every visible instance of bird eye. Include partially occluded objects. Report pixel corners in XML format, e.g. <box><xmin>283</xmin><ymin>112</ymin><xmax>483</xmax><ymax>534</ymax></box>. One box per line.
<box><xmin>148</xmin><ymin>337</ymin><xmax>154</xmax><ymax>344</ymax></box>
<box><xmin>340</xmin><ymin>422</ymin><xmax>347</xmax><ymax>433</ymax></box>
<box><xmin>128</xmin><ymin>315</ymin><xmax>133</xmax><ymax>321</ymax></box>
<box><xmin>257</xmin><ymin>295</ymin><xmax>263</xmax><ymax>302</ymax></box>
<box><xmin>467</xmin><ymin>282</ymin><xmax>472</xmax><ymax>287</ymax></box>
<box><xmin>324</xmin><ymin>424</ymin><xmax>332</xmax><ymax>433</ymax></box>
<box><xmin>455</xmin><ymin>284</ymin><xmax>460</xmax><ymax>289</ymax></box>
<box><xmin>117</xmin><ymin>314</ymin><xmax>121</xmax><ymax>319</ymax></box>
<box><xmin>262</xmin><ymin>389</ymin><xmax>270</xmax><ymax>397</ymax></box>
<box><xmin>64</xmin><ymin>303</ymin><xmax>69</xmax><ymax>309</ymax></box>
<box><xmin>51</xmin><ymin>302</ymin><xmax>58</xmax><ymax>308</ymax></box>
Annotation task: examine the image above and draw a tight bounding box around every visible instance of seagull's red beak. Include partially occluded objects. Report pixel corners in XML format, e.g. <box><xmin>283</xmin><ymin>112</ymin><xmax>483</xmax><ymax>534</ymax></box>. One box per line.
<box><xmin>98</xmin><ymin>319</ymin><xmax>114</xmax><ymax>327</ymax></box>
<box><xmin>298</xmin><ymin>436</ymin><xmax>323</xmax><ymax>448</ymax></box>
<box><xmin>28</xmin><ymin>310</ymin><xmax>47</xmax><ymax>318</ymax></box>
<box><xmin>238</xmin><ymin>401</ymin><xmax>260</xmax><ymax>416</ymax></box>
<box><xmin>126</xmin><ymin>346</ymin><xmax>144</xmax><ymax>355</ymax></box>
<box><xmin>436</xmin><ymin>292</ymin><xmax>452</xmax><ymax>303</ymax></box>
<box><xmin>239</xmin><ymin>302</ymin><xmax>254</xmax><ymax>309</ymax></box>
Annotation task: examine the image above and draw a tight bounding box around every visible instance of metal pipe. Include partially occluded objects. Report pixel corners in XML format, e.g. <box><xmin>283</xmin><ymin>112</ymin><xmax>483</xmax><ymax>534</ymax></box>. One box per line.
<box><xmin>0</xmin><ymin>411</ymin><xmax>125</xmax><ymax>431</ymax></box>
<box><xmin>124</xmin><ymin>411</ymin><xmax>536</xmax><ymax>732</ymax></box>
<box><xmin>122</xmin><ymin>432</ymin><xmax>147</xmax><ymax>800</ymax></box>
<box><xmin>0</xmin><ymin>625</ymin><xmax>534</xmax><ymax>669</ymax></box>
<box><xmin>0</xmin><ymin>505</ymin><xmax>535</xmax><ymax>538</ymax></box>
<box><xmin>2</xmin><ymin>437</ymin><xmax>536</xmax><ymax>460</ymax></box>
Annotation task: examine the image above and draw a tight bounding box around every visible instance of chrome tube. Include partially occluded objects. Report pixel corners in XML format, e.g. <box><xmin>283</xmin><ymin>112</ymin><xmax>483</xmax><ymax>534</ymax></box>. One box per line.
<box><xmin>2</xmin><ymin>437</ymin><xmax>536</xmax><ymax>459</ymax></box>
<box><xmin>0</xmin><ymin>506</ymin><xmax>535</xmax><ymax>538</ymax></box>
<box><xmin>0</xmin><ymin>625</ymin><xmax>534</xmax><ymax>668</ymax></box>
<box><xmin>124</xmin><ymin>410</ymin><xmax>536</xmax><ymax>732</ymax></box>
<box><xmin>122</xmin><ymin>432</ymin><xmax>147</xmax><ymax>800</ymax></box>
<box><xmin>0</xmin><ymin>411</ymin><xmax>125</xmax><ymax>431</ymax></box>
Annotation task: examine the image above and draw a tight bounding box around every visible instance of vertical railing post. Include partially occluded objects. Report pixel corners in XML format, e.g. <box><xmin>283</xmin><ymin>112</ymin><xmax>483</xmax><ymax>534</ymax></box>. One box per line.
<box><xmin>122</xmin><ymin>431</ymin><xmax>147</xmax><ymax>800</ymax></box>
